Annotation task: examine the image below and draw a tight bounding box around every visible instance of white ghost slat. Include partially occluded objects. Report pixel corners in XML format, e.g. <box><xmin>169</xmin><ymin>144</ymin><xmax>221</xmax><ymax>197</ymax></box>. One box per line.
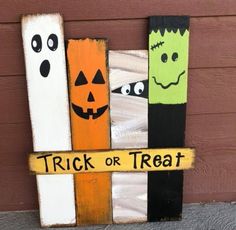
<box><xmin>22</xmin><ymin>14</ymin><xmax>75</xmax><ymax>227</ymax></box>
<box><xmin>109</xmin><ymin>50</ymin><xmax>148</xmax><ymax>223</ymax></box>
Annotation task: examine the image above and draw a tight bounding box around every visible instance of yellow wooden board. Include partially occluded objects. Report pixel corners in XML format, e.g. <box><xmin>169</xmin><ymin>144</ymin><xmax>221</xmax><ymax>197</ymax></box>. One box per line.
<box><xmin>29</xmin><ymin>148</ymin><xmax>195</xmax><ymax>174</ymax></box>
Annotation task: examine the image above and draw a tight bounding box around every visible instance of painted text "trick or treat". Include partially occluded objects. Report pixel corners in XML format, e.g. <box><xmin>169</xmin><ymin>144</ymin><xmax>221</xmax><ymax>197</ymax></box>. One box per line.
<box><xmin>29</xmin><ymin>148</ymin><xmax>195</xmax><ymax>174</ymax></box>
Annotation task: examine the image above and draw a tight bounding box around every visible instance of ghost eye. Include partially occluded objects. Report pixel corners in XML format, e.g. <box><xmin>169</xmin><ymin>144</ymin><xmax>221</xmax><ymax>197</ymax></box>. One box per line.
<box><xmin>161</xmin><ymin>53</ymin><xmax>168</xmax><ymax>63</ymax></box>
<box><xmin>31</xmin><ymin>34</ymin><xmax>42</xmax><ymax>53</ymax></box>
<box><xmin>47</xmin><ymin>34</ymin><xmax>58</xmax><ymax>51</ymax></box>
<box><xmin>172</xmin><ymin>52</ymin><xmax>178</xmax><ymax>62</ymax></box>
<box><xmin>121</xmin><ymin>84</ymin><xmax>131</xmax><ymax>95</ymax></box>
<box><xmin>92</xmin><ymin>69</ymin><xmax>105</xmax><ymax>84</ymax></box>
<box><xmin>134</xmin><ymin>82</ymin><xmax>144</xmax><ymax>95</ymax></box>
<box><xmin>75</xmin><ymin>71</ymin><xmax>88</xmax><ymax>86</ymax></box>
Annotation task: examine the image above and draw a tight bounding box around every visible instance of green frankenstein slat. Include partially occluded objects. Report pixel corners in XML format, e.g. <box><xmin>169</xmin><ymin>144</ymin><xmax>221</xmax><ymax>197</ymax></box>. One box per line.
<box><xmin>148</xmin><ymin>16</ymin><xmax>190</xmax><ymax>221</ymax></box>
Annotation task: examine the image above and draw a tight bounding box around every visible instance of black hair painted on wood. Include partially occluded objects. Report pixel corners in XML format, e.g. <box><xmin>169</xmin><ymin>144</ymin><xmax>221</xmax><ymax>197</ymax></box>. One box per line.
<box><xmin>149</xmin><ymin>16</ymin><xmax>190</xmax><ymax>36</ymax></box>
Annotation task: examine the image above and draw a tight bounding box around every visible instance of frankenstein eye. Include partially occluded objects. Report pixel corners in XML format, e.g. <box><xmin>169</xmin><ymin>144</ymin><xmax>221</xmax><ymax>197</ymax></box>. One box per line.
<box><xmin>172</xmin><ymin>52</ymin><xmax>178</xmax><ymax>62</ymax></box>
<box><xmin>161</xmin><ymin>53</ymin><xmax>168</xmax><ymax>63</ymax></box>
<box><xmin>47</xmin><ymin>34</ymin><xmax>58</xmax><ymax>51</ymax></box>
<box><xmin>134</xmin><ymin>82</ymin><xmax>144</xmax><ymax>95</ymax></box>
<box><xmin>31</xmin><ymin>34</ymin><xmax>42</xmax><ymax>52</ymax></box>
<box><xmin>75</xmin><ymin>71</ymin><xmax>88</xmax><ymax>86</ymax></box>
<box><xmin>121</xmin><ymin>84</ymin><xmax>131</xmax><ymax>95</ymax></box>
<box><xmin>92</xmin><ymin>69</ymin><xmax>105</xmax><ymax>84</ymax></box>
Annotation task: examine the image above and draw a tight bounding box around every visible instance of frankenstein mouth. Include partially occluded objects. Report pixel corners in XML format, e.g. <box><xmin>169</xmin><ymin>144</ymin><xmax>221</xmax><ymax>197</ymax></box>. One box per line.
<box><xmin>152</xmin><ymin>70</ymin><xmax>186</xmax><ymax>89</ymax></box>
<box><xmin>72</xmin><ymin>103</ymin><xmax>108</xmax><ymax>120</ymax></box>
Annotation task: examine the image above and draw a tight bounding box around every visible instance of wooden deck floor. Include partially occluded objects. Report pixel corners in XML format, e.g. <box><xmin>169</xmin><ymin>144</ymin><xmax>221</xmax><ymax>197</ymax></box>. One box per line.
<box><xmin>0</xmin><ymin>202</ymin><xmax>235</xmax><ymax>230</ymax></box>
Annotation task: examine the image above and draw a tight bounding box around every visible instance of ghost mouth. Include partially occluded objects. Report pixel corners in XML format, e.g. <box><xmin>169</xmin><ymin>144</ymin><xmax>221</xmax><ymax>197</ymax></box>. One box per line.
<box><xmin>40</xmin><ymin>60</ymin><xmax>50</xmax><ymax>77</ymax></box>
<box><xmin>152</xmin><ymin>70</ymin><xmax>185</xmax><ymax>89</ymax></box>
<box><xmin>72</xmin><ymin>103</ymin><xmax>108</xmax><ymax>120</ymax></box>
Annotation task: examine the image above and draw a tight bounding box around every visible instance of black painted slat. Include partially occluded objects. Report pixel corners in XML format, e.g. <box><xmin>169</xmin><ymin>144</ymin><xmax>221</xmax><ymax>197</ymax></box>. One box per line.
<box><xmin>148</xmin><ymin>16</ymin><xmax>189</xmax><ymax>221</ymax></box>
<box><xmin>148</xmin><ymin>104</ymin><xmax>186</xmax><ymax>220</ymax></box>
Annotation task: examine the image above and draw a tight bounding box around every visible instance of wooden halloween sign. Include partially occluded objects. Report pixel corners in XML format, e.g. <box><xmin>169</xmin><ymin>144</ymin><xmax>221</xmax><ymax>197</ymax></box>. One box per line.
<box><xmin>29</xmin><ymin>148</ymin><xmax>195</xmax><ymax>174</ymax></box>
<box><xmin>66</xmin><ymin>39</ymin><xmax>112</xmax><ymax>225</ymax></box>
<box><xmin>148</xmin><ymin>16</ymin><xmax>190</xmax><ymax>221</ymax></box>
<box><xmin>21</xmin><ymin>14</ymin><xmax>76</xmax><ymax>227</ymax></box>
<box><xmin>109</xmin><ymin>50</ymin><xmax>148</xmax><ymax>223</ymax></box>
<box><xmin>23</xmin><ymin>14</ymin><xmax>195</xmax><ymax>227</ymax></box>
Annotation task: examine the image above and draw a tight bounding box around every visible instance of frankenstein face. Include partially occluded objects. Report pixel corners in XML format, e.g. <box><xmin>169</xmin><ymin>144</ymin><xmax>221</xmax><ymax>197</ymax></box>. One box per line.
<box><xmin>149</xmin><ymin>29</ymin><xmax>189</xmax><ymax>104</ymax></box>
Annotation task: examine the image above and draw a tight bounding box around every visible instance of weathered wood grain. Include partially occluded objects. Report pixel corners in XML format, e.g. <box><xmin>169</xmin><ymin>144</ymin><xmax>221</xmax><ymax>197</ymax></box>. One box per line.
<box><xmin>1</xmin><ymin>49</ymin><xmax>235</xmax><ymax>214</ymax></box>
<box><xmin>1</xmin><ymin>16</ymin><xmax>236</xmax><ymax>76</ymax></box>
<box><xmin>0</xmin><ymin>0</ymin><xmax>236</xmax><ymax>23</ymax></box>
<box><xmin>184</xmin><ymin>153</ymin><xmax>236</xmax><ymax>203</ymax></box>
<box><xmin>110</xmin><ymin>51</ymin><xmax>148</xmax><ymax>223</ymax></box>
<box><xmin>184</xmin><ymin>113</ymin><xmax>236</xmax><ymax>202</ymax></box>
<box><xmin>185</xmin><ymin>113</ymin><xmax>236</xmax><ymax>155</ymax></box>
<box><xmin>0</xmin><ymin>75</ymin><xmax>30</xmax><ymax>124</ymax></box>
<box><xmin>3</xmin><ymin>113</ymin><xmax>234</xmax><ymax>162</ymax></box>
<box><xmin>148</xmin><ymin>16</ymin><xmax>189</xmax><ymax>221</ymax></box>
<box><xmin>110</xmin><ymin>51</ymin><xmax>148</xmax><ymax>148</ymax></box>
<box><xmin>0</xmin><ymin>0</ymin><xmax>235</xmax><ymax>216</ymax></box>
<box><xmin>29</xmin><ymin>148</ymin><xmax>195</xmax><ymax>174</ymax></box>
<box><xmin>21</xmin><ymin>14</ymin><xmax>76</xmax><ymax>226</ymax></box>
<box><xmin>0</xmin><ymin>166</ymin><xmax>37</xmax><ymax>211</ymax></box>
<box><xmin>1</xmin><ymin>112</ymin><xmax>236</xmax><ymax>211</ymax></box>
<box><xmin>67</xmin><ymin>39</ymin><xmax>112</xmax><ymax>225</ymax></box>
<box><xmin>1</xmin><ymin>67</ymin><xmax>236</xmax><ymax>125</ymax></box>
<box><xmin>1</xmin><ymin>203</ymin><xmax>236</xmax><ymax>230</ymax></box>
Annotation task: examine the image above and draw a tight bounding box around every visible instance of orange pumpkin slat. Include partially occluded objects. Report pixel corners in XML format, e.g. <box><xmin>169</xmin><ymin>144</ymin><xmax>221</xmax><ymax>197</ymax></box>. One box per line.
<box><xmin>66</xmin><ymin>39</ymin><xmax>112</xmax><ymax>225</ymax></box>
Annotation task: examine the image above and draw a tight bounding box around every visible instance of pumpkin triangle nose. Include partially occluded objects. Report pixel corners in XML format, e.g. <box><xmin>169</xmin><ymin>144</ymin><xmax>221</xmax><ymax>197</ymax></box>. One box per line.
<box><xmin>87</xmin><ymin>92</ymin><xmax>95</xmax><ymax>102</ymax></box>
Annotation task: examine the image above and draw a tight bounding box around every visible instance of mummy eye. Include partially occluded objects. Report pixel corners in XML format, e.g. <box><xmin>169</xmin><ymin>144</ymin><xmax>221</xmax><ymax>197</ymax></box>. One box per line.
<box><xmin>31</xmin><ymin>34</ymin><xmax>42</xmax><ymax>53</ymax></box>
<box><xmin>134</xmin><ymin>82</ymin><xmax>144</xmax><ymax>95</ymax></box>
<box><xmin>121</xmin><ymin>84</ymin><xmax>131</xmax><ymax>95</ymax></box>
<box><xmin>47</xmin><ymin>34</ymin><xmax>58</xmax><ymax>51</ymax></box>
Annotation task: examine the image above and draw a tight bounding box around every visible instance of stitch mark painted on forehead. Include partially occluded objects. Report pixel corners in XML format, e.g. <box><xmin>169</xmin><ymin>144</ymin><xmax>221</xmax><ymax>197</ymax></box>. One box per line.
<box><xmin>151</xmin><ymin>41</ymin><xmax>164</xmax><ymax>51</ymax></box>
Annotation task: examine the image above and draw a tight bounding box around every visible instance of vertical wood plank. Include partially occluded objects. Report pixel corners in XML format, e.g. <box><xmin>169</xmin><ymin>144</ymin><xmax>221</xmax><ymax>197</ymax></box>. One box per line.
<box><xmin>66</xmin><ymin>39</ymin><xmax>112</xmax><ymax>225</ymax></box>
<box><xmin>21</xmin><ymin>14</ymin><xmax>75</xmax><ymax>227</ymax></box>
<box><xmin>148</xmin><ymin>16</ymin><xmax>190</xmax><ymax>221</ymax></box>
<box><xmin>110</xmin><ymin>50</ymin><xmax>148</xmax><ymax>223</ymax></box>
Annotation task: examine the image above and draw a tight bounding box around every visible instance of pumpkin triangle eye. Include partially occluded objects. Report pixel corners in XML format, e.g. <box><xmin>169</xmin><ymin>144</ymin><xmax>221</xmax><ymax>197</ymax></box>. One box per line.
<box><xmin>75</xmin><ymin>71</ymin><xmax>88</xmax><ymax>86</ymax></box>
<box><xmin>92</xmin><ymin>69</ymin><xmax>105</xmax><ymax>84</ymax></box>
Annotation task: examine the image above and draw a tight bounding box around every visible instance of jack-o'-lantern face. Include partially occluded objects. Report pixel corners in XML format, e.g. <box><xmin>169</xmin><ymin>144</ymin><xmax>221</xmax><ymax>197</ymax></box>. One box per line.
<box><xmin>67</xmin><ymin>39</ymin><xmax>109</xmax><ymax>121</ymax></box>
<box><xmin>71</xmin><ymin>68</ymin><xmax>108</xmax><ymax>119</ymax></box>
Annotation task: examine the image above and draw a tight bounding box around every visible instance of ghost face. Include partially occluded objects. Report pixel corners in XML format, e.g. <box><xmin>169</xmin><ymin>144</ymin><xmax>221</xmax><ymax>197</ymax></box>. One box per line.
<box><xmin>31</xmin><ymin>33</ymin><xmax>58</xmax><ymax>77</ymax></box>
<box><xmin>22</xmin><ymin>14</ymin><xmax>71</xmax><ymax>150</ymax></box>
<box><xmin>22</xmin><ymin>14</ymin><xmax>65</xmax><ymax>79</ymax></box>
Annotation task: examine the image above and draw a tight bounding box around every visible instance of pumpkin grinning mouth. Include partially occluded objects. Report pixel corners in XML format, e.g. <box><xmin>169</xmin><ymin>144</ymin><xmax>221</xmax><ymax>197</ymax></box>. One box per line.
<box><xmin>72</xmin><ymin>103</ymin><xmax>108</xmax><ymax>120</ymax></box>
